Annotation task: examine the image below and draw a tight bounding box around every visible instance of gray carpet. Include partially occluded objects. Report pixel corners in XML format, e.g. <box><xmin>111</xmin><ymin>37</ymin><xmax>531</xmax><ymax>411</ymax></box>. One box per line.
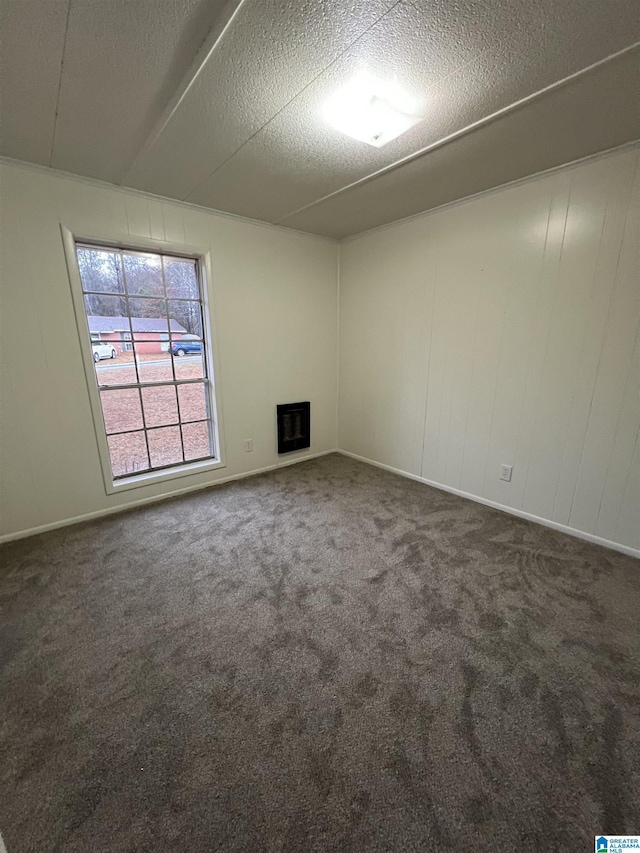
<box><xmin>0</xmin><ymin>453</ymin><xmax>638</xmax><ymax>852</ymax></box>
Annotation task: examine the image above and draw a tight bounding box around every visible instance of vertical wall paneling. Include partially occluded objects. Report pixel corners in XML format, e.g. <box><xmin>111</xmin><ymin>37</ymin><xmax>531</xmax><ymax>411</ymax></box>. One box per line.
<box><xmin>596</xmin><ymin>328</ymin><xmax>639</xmax><ymax>542</ymax></box>
<box><xmin>508</xmin><ymin>174</ymin><xmax>572</xmax><ymax>511</ymax></box>
<box><xmin>0</xmin><ymin>338</ymin><xmax>42</xmax><ymax>533</ymax></box>
<box><xmin>338</xmin><ymin>146</ymin><xmax>640</xmax><ymax>553</ymax></box>
<box><xmin>162</xmin><ymin>202</ymin><xmax>186</xmax><ymax>244</ymax></box>
<box><xmin>124</xmin><ymin>195</ymin><xmax>151</xmax><ymax>239</ymax></box>
<box><xmin>568</xmin><ymin>157</ymin><xmax>640</xmax><ymax>535</ymax></box>
<box><xmin>108</xmin><ymin>189</ymin><xmax>129</xmax><ymax>235</ymax></box>
<box><xmin>2</xmin><ymin>171</ymin><xmax>85</xmax><ymax>524</ymax></box>
<box><xmin>551</xmin><ymin>160</ymin><xmax>636</xmax><ymax>525</ymax></box>
<box><xmin>0</xmin><ymin>162</ymin><xmax>338</xmax><ymax>539</ymax></box>
<box><xmin>147</xmin><ymin>199</ymin><xmax>166</xmax><ymax>242</ymax></box>
<box><xmin>1</xmin><ymin>147</ymin><xmax>636</xmax><ymax>550</ymax></box>
<box><xmin>616</xmin><ymin>430</ymin><xmax>640</xmax><ymax>547</ymax></box>
<box><xmin>481</xmin><ymin>182</ymin><xmax>551</xmax><ymax>507</ymax></box>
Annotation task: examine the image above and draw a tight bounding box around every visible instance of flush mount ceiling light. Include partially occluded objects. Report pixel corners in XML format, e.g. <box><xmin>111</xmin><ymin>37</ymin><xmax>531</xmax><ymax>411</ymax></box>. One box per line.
<box><xmin>323</xmin><ymin>72</ymin><xmax>424</xmax><ymax>148</ymax></box>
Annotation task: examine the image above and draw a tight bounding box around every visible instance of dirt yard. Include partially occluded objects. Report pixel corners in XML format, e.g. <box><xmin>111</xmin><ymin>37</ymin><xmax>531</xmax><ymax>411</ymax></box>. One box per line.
<box><xmin>95</xmin><ymin>354</ymin><xmax>212</xmax><ymax>475</ymax></box>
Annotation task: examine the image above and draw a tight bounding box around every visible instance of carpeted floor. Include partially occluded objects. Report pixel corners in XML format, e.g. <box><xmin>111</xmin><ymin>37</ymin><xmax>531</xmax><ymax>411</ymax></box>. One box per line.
<box><xmin>0</xmin><ymin>453</ymin><xmax>638</xmax><ymax>852</ymax></box>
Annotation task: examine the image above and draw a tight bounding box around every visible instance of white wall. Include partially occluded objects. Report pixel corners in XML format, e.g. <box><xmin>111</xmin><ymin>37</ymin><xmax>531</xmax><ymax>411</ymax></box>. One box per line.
<box><xmin>2</xmin><ymin>148</ymin><xmax>638</xmax><ymax>554</ymax></box>
<box><xmin>338</xmin><ymin>146</ymin><xmax>639</xmax><ymax>554</ymax></box>
<box><xmin>0</xmin><ymin>162</ymin><xmax>338</xmax><ymax>539</ymax></box>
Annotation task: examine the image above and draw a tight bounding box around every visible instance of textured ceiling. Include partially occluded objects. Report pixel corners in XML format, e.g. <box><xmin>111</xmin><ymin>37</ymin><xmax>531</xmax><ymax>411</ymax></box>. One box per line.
<box><xmin>1</xmin><ymin>0</ymin><xmax>639</xmax><ymax>238</ymax></box>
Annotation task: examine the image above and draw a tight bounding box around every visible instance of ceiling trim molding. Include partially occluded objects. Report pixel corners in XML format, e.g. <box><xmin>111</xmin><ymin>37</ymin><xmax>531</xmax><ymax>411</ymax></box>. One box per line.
<box><xmin>339</xmin><ymin>140</ymin><xmax>640</xmax><ymax>243</ymax></box>
<box><xmin>48</xmin><ymin>0</ymin><xmax>72</xmax><ymax>168</ymax></box>
<box><xmin>182</xmin><ymin>0</ymin><xmax>403</xmax><ymax>203</ymax></box>
<box><xmin>277</xmin><ymin>41</ymin><xmax>640</xmax><ymax>227</ymax></box>
<box><xmin>0</xmin><ymin>156</ymin><xmax>338</xmax><ymax>244</ymax></box>
<box><xmin>120</xmin><ymin>0</ymin><xmax>248</xmax><ymax>187</ymax></box>
<box><xmin>3</xmin><ymin>142</ymin><xmax>637</xmax><ymax>246</ymax></box>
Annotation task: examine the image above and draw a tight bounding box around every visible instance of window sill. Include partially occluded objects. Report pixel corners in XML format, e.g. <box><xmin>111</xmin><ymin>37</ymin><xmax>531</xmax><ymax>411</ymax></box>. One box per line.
<box><xmin>105</xmin><ymin>457</ymin><xmax>226</xmax><ymax>495</ymax></box>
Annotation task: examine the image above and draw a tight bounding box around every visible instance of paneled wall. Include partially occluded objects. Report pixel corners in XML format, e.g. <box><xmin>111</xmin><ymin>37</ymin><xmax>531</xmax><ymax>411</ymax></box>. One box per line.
<box><xmin>0</xmin><ymin>162</ymin><xmax>338</xmax><ymax>539</ymax></box>
<box><xmin>339</xmin><ymin>146</ymin><xmax>639</xmax><ymax>553</ymax></box>
<box><xmin>2</xmin><ymin>148</ymin><xmax>638</xmax><ymax>552</ymax></box>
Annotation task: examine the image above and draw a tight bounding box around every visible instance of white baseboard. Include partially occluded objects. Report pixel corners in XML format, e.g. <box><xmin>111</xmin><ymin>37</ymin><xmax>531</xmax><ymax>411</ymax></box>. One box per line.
<box><xmin>4</xmin><ymin>448</ymin><xmax>637</xmax><ymax>559</ymax></box>
<box><xmin>337</xmin><ymin>449</ymin><xmax>640</xmax><ymax>559</ymax></box>
<box><xmin>0</xmin><ymin>449</ymin><xmax>337</xmax><ymax>545</ymax></box>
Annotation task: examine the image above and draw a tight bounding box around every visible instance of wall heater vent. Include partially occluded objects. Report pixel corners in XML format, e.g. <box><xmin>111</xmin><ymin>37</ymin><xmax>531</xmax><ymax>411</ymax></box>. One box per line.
<box><xmin>277</xmin><ymin>402</ymin><xmax>310</xmax><ymax>454</ymax></box>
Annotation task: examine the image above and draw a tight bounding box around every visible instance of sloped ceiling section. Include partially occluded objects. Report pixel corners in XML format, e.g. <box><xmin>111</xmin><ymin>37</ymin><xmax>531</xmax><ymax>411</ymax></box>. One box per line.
<box><xmin>0</xmin><ymin>0</ymin><xmax>232</xmax><ymax>183</ymax></box>
<box><xmin>1</xmin><ymin>0</ymin><xmax>639</xmax><ymax>238</ymax></box>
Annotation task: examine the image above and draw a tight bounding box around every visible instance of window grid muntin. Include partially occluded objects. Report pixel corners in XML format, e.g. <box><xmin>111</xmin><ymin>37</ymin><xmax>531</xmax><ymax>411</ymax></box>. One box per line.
<box><xmin>108</xmin><ymin>438</ymin><xmax>213</xmax><ymax>474</ymax></box>
<box><xmin>77</xmin><ymin>243</ymin><xmax>214</xmax><ymax>480</ymax></box>
<box><xmin>100</xmin><ymin>387</ymin><xmax>210</xmax><ymax>436</ymax></box>
<box><xmin>104</xmin><ymin>419</ymin><xmax>210</xmax><ymax>438</ymax></box>
<box><xmin>98</xmin><ymin>377</ymin><xmax>206</xmax><ymax>391</ymax></box>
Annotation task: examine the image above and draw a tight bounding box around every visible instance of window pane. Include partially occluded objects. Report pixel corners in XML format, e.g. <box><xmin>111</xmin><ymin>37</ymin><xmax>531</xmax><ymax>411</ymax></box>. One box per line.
<box><xmin>183</xmin><ymin>421</ymin><xmax>212</xmax><ymax>461</ymax></box>
<box><xmin>129</xmin><ymin>336</ymin><xmax>168</xmax><ymax>351</ymax></box>
<box><xmin>107</xmin><ymin>431</ymin><xmax>150</xmax><ymax>477</ymax></box>
<box><xmin>100</xmin><ymin>389</ymin><xmax>143</xmax><ymax>434</ymax></box>
<box><xmin>164</xmin><ymin>257</ymin><xmax>199</xmax><ymax>299</ymax></box>
<box><xmin>127</xmin><ymin>296</ymin><xmax>168</xmax><ymax>332</ymax></box>
<box><xmin>168</xmin><ymin>300</ymin><xmax>202</xmax><ymax>339</ymax></box>
<box><xmin>77</xmin><ymin>247</ymin><xmax>124</xmax><ymax>293</ymax></box>
<box><xmin>141</xmin><ymin>385</ymin><xmax>178</xmax><ymax>428</ymax></box>
<box><xmin>173</xmin><ymin>349</ymin><xmax>205</xmax><ymax>380</ymax></box>
<box><xmin>123</xmin><ymin>252</ymin><xmax>164</xmax><ymax>296</ymax></box>
<box><xmin>134</xmin><ymin>344</ymin><xmax>174</xmax><ymax>384</ymax></box>
<box><xmin>147</xmin><ymin>426</ymin><xmax>183</xmax><ymax>468</ymax></box>
<box><xmin>130</xmin><ymin>330</ymin><xmax>173</xmax><ymax>347</ymax></box>
<box><xmin>178</xmin><ymin>383</ymin><xmax>208</xmax><ymax>423</ymax></box>
<box><xmin>93</xmin><ymin>351</ymin><xmax>137</xmax><ymax>388</ymax></box>
<box><xmin>84</xmin><ymin>294</ymin><xmax>130</xmax><ymax>331</ymax></box>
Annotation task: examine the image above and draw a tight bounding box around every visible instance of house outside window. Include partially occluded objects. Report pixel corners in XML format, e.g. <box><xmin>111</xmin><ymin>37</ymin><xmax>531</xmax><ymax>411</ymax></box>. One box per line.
<box><xmin>64</xmin><ymin>235</ymin><xmax>224</xmax><ymax>492</ymax></box>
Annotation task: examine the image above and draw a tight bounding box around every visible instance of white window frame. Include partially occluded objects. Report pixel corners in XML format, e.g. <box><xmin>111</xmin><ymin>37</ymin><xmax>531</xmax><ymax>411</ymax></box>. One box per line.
<box><xmin>61</xmin><ymin>225</ymin><xmax>226</xmax><ymax>495</ymax></box>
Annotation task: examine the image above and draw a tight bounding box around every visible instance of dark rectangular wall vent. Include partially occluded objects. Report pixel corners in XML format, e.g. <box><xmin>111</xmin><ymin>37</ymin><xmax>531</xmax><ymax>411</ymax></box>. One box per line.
<box><xmin>277</xmin><ymin>402</ymin><xmax>310</xmax><ymax>454</ymax></box>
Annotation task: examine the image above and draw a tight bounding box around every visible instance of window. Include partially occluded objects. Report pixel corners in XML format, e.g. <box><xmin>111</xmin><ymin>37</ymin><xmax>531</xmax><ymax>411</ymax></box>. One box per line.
<box><xmin>72</xmin><ymin>241</ymin><xmax>221</xmax><ymax>487</ymax></box>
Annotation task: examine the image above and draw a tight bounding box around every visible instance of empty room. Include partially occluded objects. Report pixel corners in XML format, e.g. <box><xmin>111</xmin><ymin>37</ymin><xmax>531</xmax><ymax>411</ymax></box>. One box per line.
<box><xmin>0</xmin><ymin>0</ymin><xmax>638</xmax><ymax>851</ymax></box>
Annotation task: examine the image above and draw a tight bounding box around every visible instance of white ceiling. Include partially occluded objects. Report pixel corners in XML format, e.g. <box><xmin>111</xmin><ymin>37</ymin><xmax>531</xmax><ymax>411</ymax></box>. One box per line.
<box><xmin>2</xmin><ymin>0</ymin><xmax>639</xmax><ymax>238</ymax></box>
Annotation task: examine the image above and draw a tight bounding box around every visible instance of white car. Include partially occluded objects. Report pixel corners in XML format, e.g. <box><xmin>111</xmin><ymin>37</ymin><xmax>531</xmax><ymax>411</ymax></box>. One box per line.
<box><xmin>92</xmin><ymin>342</ymin><xmax>117</xmax><ymax>362</ymax></box>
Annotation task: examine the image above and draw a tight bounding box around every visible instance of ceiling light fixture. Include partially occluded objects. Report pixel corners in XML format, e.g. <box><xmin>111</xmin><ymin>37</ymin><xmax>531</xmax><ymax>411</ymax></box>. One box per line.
<box><xmin>323</xmin><ymin>72</ymin><xmax>424</xmax><ymax>148</ymax></box>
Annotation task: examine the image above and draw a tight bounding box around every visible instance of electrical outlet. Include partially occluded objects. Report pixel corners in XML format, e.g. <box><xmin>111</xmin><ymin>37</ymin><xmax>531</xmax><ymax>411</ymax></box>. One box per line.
<box><xmin>500</xmin><ymin>464</ymin><xmax>512</xmax><ymax>482</ymax></box>
<box><xmin>245</xmin><ymin>439</ymin><xmax>253</xmax><ymax>452</ymax></box>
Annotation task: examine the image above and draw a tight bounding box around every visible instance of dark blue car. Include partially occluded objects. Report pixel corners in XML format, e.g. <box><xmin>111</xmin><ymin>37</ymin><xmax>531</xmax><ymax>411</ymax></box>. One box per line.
<box><xmin>171</xmin><ymin>339</ymin><xmax>202</xmax><ymax>356</ymax></box>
